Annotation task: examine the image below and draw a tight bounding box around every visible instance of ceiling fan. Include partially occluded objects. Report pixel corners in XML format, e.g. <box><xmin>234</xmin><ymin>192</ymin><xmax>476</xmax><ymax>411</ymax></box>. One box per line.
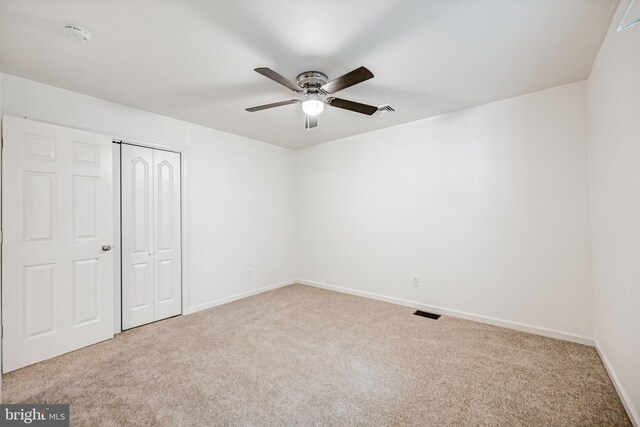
<box><xmin>245</xmin><ymin>66</ymin><xmax>380</xmax><ymax>131</ymax></box>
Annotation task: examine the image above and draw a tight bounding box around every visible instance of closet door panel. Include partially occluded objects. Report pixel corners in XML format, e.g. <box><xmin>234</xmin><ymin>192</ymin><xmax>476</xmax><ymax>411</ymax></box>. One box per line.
<box><xmin>121</xmin><ymin>145</ymin><xmax>155</xmax><ymax>329</ymax></box>
<box><xmin>153</xmin><ymin>150</ymin><xmax>182</xmax><ymax>320</ymax></box>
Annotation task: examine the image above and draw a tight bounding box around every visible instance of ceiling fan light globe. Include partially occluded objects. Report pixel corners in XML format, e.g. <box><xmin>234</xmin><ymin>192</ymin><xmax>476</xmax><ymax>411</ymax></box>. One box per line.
<box><xmin>302</xmin><ymin>99</ymin><xmax>325</xmax><ymax>116</ymax></box>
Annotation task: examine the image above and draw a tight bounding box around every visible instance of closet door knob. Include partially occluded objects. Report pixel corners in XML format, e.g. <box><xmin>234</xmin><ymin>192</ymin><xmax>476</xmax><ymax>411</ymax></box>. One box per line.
<box><xmin>101</xmin><ymin>244</ymin><xmax>112</xmax><ymax>252</ymax></box>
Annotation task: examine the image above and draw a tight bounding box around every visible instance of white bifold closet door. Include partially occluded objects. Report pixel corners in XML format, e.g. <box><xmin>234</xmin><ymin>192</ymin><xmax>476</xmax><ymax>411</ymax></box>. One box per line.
<box><xmin>2</xmin><ymin>116</ymin><xmax>114</xmax><ymax>372</ymax></box>
<box><xmin>121</xmin><ymin>144</ymin><xmax>182</xmax><ymax>330</ymax></box>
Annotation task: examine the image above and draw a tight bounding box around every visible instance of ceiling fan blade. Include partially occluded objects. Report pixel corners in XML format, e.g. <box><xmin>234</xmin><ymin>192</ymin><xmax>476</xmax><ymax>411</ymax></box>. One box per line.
<box><xmin>245</xmin><ymin>99</ymin><xmax>300</xmax><ymax>112</ymax></box>
<box><xmin>326</xmin><ymin>97</ymin><xmax>378</xmax><ymax>116</ymax></box>
<box><xmin>305</xmin><ymin>115</ymin><xmax>318</xmax><ymax>131</ymax></box>
<box><xmin>321</xmin><ymin>66</ymin><xmax>374</xmax><ymax>94</ymax></box>
<box><xmin>254</xmin><ymin>67</ymin><xmax>303</xmax><ymax>93</ymax></box>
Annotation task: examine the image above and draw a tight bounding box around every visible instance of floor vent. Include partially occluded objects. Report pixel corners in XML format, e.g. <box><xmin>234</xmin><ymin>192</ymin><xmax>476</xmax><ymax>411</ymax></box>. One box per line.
<box><xmin>414</xmin><ymin>310</ymin><xmax>441</xmax><ymax>320</ymax></box>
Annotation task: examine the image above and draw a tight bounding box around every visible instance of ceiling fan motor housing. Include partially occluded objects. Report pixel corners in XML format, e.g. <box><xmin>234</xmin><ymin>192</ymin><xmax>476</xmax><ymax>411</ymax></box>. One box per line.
<box><xmin>296</xmin><ymin>71</ymin><xmax>328</xmax><ymax>93</ymax></box>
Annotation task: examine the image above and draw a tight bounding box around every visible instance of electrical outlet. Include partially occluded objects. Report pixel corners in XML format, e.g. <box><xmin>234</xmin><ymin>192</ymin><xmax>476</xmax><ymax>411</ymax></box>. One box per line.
<box><xmin>248</xmin><ymin>268</ymin><xmax>253</xmax><ymax>278</ymax></box>
<box><xmin>413</xmin><ymin>276</ymin><xmax>419</xmax><ymax>287</ymax></box>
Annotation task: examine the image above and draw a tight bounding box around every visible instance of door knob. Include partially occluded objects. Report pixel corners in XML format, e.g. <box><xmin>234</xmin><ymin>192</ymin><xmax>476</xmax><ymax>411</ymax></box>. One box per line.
<box><xmin>101</xmin><ymin>244</ymin><xmax>112</xmax><ymax>252</ymax></box>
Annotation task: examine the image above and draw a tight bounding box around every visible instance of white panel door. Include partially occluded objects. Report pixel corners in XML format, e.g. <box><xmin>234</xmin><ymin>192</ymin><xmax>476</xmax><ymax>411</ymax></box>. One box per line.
<box><xmin>153</xmin><ymin>149</ymin><xmax>182</xmax><ymax>321</ymax></box>
<box><xmin>121</xmin><ymin>145</ymin><xmax>181</xmax><ymax>330</ymax></box>
<box><xmin>2</xmin><ymin>116</ymin><xmax>114</xmax><ymax>372</ymax></box>
<box><xmin>121</xmin><ymin>145</ymin><xmax>155</xmax><ymax>329</ymax></box>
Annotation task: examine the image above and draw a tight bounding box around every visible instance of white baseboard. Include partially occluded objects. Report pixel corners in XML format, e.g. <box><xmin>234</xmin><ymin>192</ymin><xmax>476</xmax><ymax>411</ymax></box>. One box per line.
<box><xmin>186</xmin><ymin>279</ymin><xmax>297</xmax><ymax>314</ymax></box>
<box><xmin>595</xmin><ymin>340</ymin><xmax>639</xmax><ymax>426</ymax></box>
<box><xmin>296</xmin><ymin>279</ymin><xmax>594</xmax><ymax>346</ymax></box>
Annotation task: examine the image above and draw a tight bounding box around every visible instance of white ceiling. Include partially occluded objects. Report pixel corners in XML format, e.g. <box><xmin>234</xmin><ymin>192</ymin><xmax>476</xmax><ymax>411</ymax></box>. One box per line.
<box><xmin>0</xmin><ymin>0</ymin><xmax>617</xmax><ymax>149</ymax></box>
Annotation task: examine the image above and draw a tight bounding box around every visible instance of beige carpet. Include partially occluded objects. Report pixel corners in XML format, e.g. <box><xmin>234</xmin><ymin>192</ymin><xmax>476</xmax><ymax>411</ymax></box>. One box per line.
<box><xmin>4</xmin><ymin>284</ymin><xmax>630</xmax><ymax>426</ymax></box>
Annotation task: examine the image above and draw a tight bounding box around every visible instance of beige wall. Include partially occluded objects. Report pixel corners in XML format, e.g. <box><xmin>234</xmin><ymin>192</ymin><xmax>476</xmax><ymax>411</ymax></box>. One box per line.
<box><xmin>587</xmin><ymin>1</ymin><xmax>640</xmax><ymax>423</ymax></box>
<box><xmin>0</xmin><ymin>73</ymin><xmax>297</xmax><ymax>317</ymax></box>
<box><xmin>296</xmin><ymin>82</ymin><xmax>593</xmax><ymax>342</ymax></box>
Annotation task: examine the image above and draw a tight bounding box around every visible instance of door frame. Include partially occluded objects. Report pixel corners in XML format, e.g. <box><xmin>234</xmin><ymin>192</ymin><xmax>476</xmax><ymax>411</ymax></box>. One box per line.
<box><xmin>113</xmin><ymin>138</ymin><xmax>189</xmax><ymax>334</ymax></box>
